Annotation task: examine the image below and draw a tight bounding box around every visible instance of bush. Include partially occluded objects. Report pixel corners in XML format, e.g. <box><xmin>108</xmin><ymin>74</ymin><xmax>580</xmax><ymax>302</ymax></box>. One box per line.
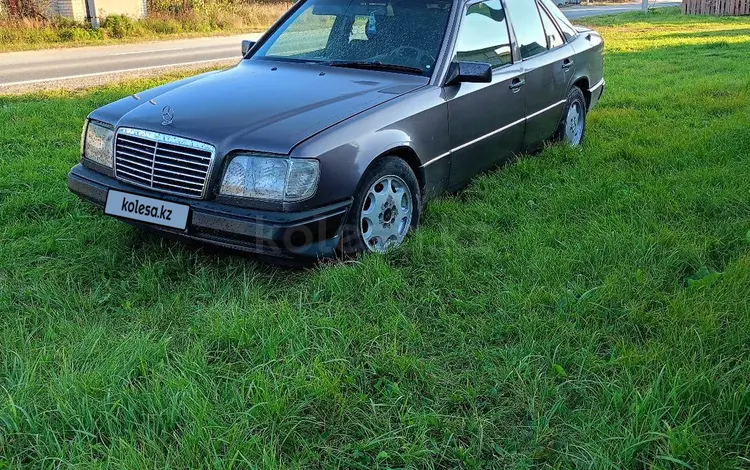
<box><xmin>142</xmin><ymin>15</ymin><xmax>184</xmax><ymax>34</ymax></box>
<box><xmin>71</xmin><ymin>26</ymin><xmax>98</xmax><ymax>41</ymax></box>
<box><xmin>101</xmin><ymin>14</ymin><xmax>136</xmax><ymax>39</ymax></box>
<box><xmin>46</xmin><ymin>15</ymin><xmax>98</xmax><ymax>42</ymax></box>
<box><xmin>0</xmin><ymin>15</ymin><xmax>101</xmax><ymax>46</ymax></box>
<box><xmin>211</xmin><ymin>9</ymin><xmax>245</xmax><ymax>30</ymax></box>
<box><xmin>56</xmin><ymin>27</ymin><xmax>75</xmax><ymax>41</ymax></box>
<box><xmin>50</xmin><ymin>15</ymin><xmax>81</xmax><ymax>29</ymax></box>
<box><xmin>175</xmin><ymin>10</ymin><xmax>212</xmax><ymax>32</ymax></box>
<box><xmin>147</xmin><ymin>0</ymin><xmax>206</xmax><ymax>15</ymax></box>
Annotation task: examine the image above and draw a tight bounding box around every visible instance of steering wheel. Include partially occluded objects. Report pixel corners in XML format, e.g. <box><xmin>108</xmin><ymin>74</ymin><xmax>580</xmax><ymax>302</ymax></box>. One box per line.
<box><xmin>387</xmin><ymin>46</ymin><xmax>435</xmax><ymax>69</ymax></box>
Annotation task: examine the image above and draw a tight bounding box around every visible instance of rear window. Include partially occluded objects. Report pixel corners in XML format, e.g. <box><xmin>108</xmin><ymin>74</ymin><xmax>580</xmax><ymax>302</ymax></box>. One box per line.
<box><xmin>539</xmin><ymin>3</ymin><xmax>565</xmax><ymax>48</ymax></box>
<box><xmin>539</xmin><ymin>0</ymin><xmax>578</xmax><ymax>41</ymax></box>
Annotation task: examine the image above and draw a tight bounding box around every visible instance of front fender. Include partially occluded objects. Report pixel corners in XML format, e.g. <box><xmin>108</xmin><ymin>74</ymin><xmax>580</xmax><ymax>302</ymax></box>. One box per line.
<box><xmin>293</xmin><ymin>87</ymin><xmax>451</xmax><ymax>209</ymax></box>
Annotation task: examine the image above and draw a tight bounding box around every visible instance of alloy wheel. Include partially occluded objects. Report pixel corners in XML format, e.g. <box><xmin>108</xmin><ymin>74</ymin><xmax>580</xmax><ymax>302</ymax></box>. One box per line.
<box><xmin>565</xmin><ymin>101</ymin><xmax>585</xmax><ymax>145</ymax></box>
<box><xmin>360</xmin><ymin>175</ymin><xmax>413</xmax><ymax>253</ymax></box>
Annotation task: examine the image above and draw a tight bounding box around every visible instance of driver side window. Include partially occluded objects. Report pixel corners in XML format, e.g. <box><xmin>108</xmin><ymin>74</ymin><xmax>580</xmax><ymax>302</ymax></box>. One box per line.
<box><xmin>454</xmin><ymin>0</ymin><xmax>512</xmax><ymax>69</ymax></box>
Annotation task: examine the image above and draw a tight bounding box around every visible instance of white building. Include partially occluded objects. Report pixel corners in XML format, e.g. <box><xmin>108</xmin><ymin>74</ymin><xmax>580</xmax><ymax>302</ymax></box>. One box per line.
<box><xmin>1</xmin><ymin>0</ymin><xmax>147</xmax><ymax>21</ymax></box>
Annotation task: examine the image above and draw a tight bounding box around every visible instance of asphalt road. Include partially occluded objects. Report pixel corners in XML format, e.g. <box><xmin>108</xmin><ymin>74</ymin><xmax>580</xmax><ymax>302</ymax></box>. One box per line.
<box><xmin>0</xmin><ymin>1</ymin><xmax>680</xmax><ymax>89</ymax></box>
<box><xmin>0</xmin><ymin>35</ymin><xmax>255</xmax><ymax>88</ymax></box>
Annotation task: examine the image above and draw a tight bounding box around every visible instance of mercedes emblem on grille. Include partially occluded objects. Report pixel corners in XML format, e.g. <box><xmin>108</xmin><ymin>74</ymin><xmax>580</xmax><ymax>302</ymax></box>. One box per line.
<box><xmin>161</xmin><ymin>106</ymin><xmax>175</xmax><ymax>126</ymax></box>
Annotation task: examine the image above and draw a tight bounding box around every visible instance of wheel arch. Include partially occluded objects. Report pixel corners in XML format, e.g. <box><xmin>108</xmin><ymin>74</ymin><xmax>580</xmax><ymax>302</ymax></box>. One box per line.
<box><xmin>367</xmin><ymin>145</ymin><xmax>426</xmax><ymax>196</ymax></box>
<box><xmin>571</xmin><ymin>76</ymin><xmax>592</xmax><ymax>109</ymax></box>
<box><xmin>339</xmin><ymin>145</ymin><xmax>425</xmax><ymax>256</ymax></box>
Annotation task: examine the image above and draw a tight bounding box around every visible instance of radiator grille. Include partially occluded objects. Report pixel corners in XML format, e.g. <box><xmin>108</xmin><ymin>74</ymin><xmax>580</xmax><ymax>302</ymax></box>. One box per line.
<box><xmin>114</xmin><ymin>128</ymin><xmax>216</xmax><ymax>199</ymax></box>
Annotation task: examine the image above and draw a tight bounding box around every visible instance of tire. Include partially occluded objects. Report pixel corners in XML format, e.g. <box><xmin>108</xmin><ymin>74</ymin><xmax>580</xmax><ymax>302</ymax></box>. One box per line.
<box><xmin>339</xmin><ymin>156</ymin><xmax>421</xmax><ymax>256</ymax></box>
<box><xmin>554</xmin><ymin>86</ymin><xmax>588</xmax><ymax>146</ymax></box>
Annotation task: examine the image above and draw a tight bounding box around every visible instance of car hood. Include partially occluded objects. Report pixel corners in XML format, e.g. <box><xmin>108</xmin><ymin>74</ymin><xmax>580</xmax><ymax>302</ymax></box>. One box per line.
<box><xmin>93</xmin><ymin>60</ymin><xmax>427</xmax><ymax>155</ymax></box>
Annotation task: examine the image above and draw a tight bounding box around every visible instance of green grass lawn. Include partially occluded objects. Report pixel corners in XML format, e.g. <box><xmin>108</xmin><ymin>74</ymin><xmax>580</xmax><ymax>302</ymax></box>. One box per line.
<box><xmin>1</xmin><ymin>8</ymin><xmax>750</xmax><ymax>469</ymax></box>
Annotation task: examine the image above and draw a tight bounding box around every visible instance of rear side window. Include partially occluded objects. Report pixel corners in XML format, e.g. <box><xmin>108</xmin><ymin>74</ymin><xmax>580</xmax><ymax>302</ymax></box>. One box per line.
<box><xmin>454</xmin><ymin>0</ymin><xmax>512</xmax><ymax>69</ymax></box>
<box><xmin>539</xmin><ymin>0</ymin><xmax>578</xmax><ymax>40</ymax></box>
<box><xmin>539</xmin><ymin>3</ymin><xmax>564</xmax><ymax>48</ymax></box>
<box><xmin>504</xmin><ymin>0</ymin><xmax>547</xmax><ymax>59</ymax></box>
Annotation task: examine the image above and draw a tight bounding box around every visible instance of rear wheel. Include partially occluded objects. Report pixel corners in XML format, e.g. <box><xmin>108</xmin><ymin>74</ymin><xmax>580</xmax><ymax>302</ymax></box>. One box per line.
<box><xmin>554</xmin><ymin>86</ymin><xmax>587</xmax><ymax>146</ymax></box>
<box><xmin>339</xmin><ymin>157</ymin><xmax>421</xmax><ymax>256</ymax></box>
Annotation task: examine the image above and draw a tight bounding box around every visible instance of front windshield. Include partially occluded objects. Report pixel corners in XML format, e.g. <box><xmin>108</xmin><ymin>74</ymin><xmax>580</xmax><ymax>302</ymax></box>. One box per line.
<box><xmin>252</xmin><ymin>0</ymin><xmax>454</xmax><ymax>76</ymax></box>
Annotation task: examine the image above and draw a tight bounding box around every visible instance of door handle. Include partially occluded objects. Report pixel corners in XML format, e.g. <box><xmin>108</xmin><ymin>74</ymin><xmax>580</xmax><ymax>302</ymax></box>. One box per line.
<box><xmin>509</xmin><ymin>78</ymin><xmax>526</xmax><ymax>93</ymax></box>
<box><xmin>562</xmin><ymin>59</ymin><xmax>574</xmax><ymax>70</ymax></box>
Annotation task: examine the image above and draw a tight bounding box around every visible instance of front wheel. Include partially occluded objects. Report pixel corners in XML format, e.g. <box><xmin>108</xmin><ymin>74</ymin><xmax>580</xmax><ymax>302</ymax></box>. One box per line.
<box><xmin>554</xmin><ymin>86</ymin><xmax>588</xmax><ymax>146</ymax></box>
<box><xmin>339</xmin><ymin>157</ymin><xmax>421</xmax><ymax>256</ymax></box>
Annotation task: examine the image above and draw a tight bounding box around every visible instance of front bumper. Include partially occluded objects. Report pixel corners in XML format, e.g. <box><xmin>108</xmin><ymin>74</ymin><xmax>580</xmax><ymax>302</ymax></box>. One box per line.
<box><xmin>67</xmin><ymin>164</ymin><xmax>351</xmax><ymax>259</ymax></box>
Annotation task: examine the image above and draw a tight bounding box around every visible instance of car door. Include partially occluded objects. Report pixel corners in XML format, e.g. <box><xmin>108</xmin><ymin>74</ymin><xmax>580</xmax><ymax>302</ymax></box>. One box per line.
<box><xmin>446</xmin><ymin>0</ymin><xmax>526</xmax><ymax>188</ymax></box>
<box><xmin>504</xmin><ymin>0</ymin><xmax>572</xmax><ymax>150</ymax></box>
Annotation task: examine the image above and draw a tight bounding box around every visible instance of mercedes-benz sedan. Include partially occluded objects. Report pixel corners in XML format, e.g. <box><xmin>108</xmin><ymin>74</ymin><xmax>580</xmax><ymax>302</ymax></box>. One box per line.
<box><xmin>68</xmin><ymin>0</ymin><xmax>604</xmax><ymax>260</ymax></box>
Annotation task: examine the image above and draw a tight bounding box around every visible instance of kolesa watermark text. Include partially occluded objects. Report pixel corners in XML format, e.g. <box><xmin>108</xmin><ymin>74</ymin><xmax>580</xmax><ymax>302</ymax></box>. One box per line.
<box><xmin>120</xmin><ymin>196</ymin><xmax>173</xmax><ymax>221</ymax></box>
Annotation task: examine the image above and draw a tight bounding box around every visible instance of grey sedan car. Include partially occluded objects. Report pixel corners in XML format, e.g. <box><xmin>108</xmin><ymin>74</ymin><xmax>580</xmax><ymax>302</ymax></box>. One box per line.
<box><xmin>68</xmin><ymin>0</ymin><xmax>604</xmax><ymax>260</ymax></box>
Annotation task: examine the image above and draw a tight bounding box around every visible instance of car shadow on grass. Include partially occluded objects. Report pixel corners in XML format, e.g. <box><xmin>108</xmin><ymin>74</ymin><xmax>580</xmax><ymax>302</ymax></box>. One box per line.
<box><xmin>124</xmin><ymin>223</ymin><xmax>319</xmax><ymax>272</ymax></box>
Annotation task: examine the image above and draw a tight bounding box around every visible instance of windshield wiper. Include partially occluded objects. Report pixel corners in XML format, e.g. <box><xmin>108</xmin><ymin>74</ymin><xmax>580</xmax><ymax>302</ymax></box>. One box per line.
<box><xmin>328</xmin><ymin>60</ymin><xmax>425</xmax><ymax>76</ymax></box>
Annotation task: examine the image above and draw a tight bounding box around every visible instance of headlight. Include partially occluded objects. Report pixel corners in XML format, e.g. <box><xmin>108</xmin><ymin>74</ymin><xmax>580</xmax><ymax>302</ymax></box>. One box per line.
<box><xmin>82</xmin><ymin>120</ymin><xmax>114</xmax><ymax>168</ymax></box>
<box><xmin>220</xmin><ymin>155</ymin><xmax>319</xmax><ymax>202</ymax></box>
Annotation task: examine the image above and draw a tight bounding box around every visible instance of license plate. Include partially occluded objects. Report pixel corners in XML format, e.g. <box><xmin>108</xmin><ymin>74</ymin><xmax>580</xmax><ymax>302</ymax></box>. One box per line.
<box><xmin>105</xmin><ymin>190</ymin><xmax>189</xmax><ymax>230</ymax></box>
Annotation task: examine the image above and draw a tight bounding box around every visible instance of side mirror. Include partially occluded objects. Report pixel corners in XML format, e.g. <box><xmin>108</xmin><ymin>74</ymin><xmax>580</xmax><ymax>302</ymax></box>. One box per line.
<box><xmin>444</xmin><ymin>61</ymin><xmax>492</xmax><ymax>86</ymax></box>
<box><xmin>242</xmin><ymin>40</ymin><xmax>256</xmax><ymax>57</ymax></box>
